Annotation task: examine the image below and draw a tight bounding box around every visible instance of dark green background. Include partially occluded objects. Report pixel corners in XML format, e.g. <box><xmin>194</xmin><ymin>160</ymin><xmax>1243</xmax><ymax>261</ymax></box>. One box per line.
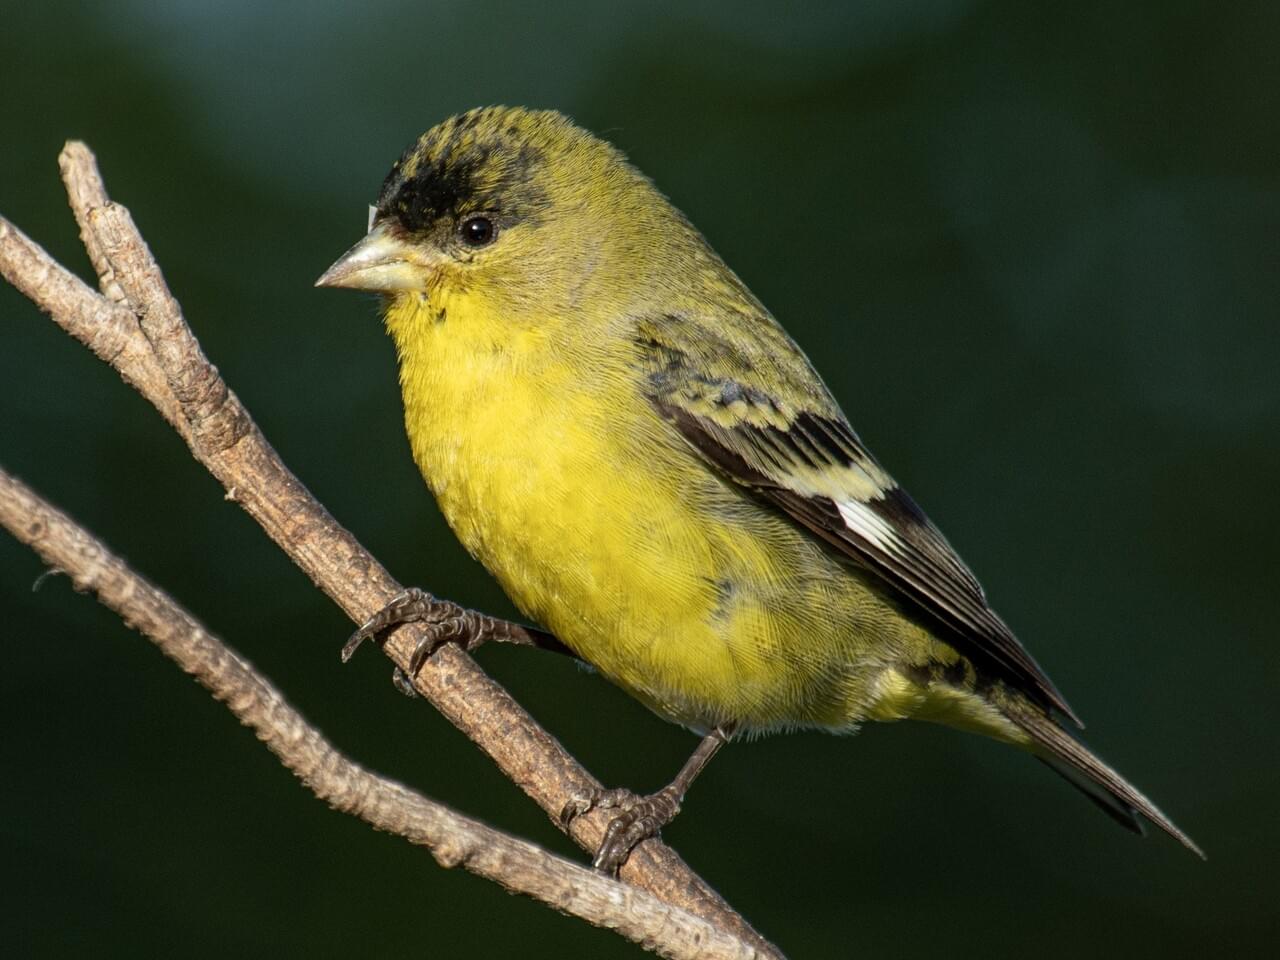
<box><xmin>3</xmin><ymin>2</ymin><xmax>1276</xmax><ymax>957</ymax></box>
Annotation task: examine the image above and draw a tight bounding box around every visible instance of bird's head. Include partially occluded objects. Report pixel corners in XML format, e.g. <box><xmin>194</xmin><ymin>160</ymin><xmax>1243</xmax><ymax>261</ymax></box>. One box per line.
<box><xmin>317</xmin><ymin>106</ymin><xmax>689</xmax><ymax>324</ymax></box>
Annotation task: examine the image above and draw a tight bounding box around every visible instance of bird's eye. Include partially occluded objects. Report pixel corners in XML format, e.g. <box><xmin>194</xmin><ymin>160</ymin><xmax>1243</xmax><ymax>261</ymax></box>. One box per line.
<box><xmin>459</xmin><ymin>215</ymin><xmax>497</xmax><ymax>248</ymax></box>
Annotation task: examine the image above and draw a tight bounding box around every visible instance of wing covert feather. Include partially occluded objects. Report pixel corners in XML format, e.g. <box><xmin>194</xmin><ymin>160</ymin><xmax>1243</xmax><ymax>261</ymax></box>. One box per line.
<box><xmin>635</xmin><ymin>313</ymin><xmax>1080</xmax><ymax>725</ymax></box>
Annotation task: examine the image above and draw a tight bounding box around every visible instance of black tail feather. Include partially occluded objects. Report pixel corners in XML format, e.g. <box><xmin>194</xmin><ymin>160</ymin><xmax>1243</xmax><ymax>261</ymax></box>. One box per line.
<box><xmin>1037</xmin><ymin>757</ymin><xmax>1144</xmax><ymax>835</ymax></box>
<box><xmin>1008</xmin><ymin>703</ymin><xmax>1203</xmax><ymax>858</ymax></box>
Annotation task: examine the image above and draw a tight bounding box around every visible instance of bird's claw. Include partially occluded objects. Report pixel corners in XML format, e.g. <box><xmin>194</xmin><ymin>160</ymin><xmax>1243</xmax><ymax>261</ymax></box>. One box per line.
<box><xmin>390</xmin><ymin>667</ymin><xmax>419</xmax><ymax>699</ymax></box>
<box><xmin>560</xmin><ymin>785</ymin><xmax>682</xmax><ymax>876</ymax></box>
<box><xmin>343</xmin><ymin>587</ymin><xmax>475</xmax><ymax>688</ymax></box>
<box><xmin>558</xmin><ymin>786</ymin><xmax>632</xmax><ymax>829</ymax></box>
<box><xmin>344</xmin><ymin>587</ymin><xmax>432</xmax><ymax>662</ymax></box>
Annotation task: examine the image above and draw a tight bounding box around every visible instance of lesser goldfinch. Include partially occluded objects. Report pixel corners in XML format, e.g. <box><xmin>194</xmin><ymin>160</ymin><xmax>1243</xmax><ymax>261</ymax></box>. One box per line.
<box><xmin>318</xmin><ymin>106</ymin><xmax>1200</xmax><ymax>871</ymax></box>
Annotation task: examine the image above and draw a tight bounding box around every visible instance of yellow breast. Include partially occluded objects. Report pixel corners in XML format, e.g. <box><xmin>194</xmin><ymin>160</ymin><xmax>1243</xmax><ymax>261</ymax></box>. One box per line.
<box><xmin>381</xmin><ymin>290</ymin><xmax>945</xmax><ymax>733</ymax></box>
<box><xmin>384</xmin><ymin>291</ymin><xmax>814</xmax><ymax>723</ymax></box>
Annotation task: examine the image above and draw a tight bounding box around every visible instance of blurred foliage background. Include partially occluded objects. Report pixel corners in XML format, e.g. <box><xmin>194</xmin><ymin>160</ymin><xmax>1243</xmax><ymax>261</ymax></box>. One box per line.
<box><xmin>3</xmin><ymin>1</ymin><xmax>1276</xmax><ymax>956</ymax></box>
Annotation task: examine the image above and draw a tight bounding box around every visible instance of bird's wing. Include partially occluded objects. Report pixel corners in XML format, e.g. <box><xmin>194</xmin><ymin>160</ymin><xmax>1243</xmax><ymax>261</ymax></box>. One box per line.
<box><xmin>635</xmin><ymin>313</ymin><xmax>1080</xmax><ymax>726</ymax></box>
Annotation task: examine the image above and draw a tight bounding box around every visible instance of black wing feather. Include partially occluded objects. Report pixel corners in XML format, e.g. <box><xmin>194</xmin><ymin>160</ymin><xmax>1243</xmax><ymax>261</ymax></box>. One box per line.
<box><xmin>643</xmin><ymin>336</ymin><xmax>1081</xmax><ymax>727</ymax></box>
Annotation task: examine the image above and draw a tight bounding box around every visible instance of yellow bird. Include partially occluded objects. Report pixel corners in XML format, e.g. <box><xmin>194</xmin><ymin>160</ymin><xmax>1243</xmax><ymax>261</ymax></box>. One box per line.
<box><xmin>318</xmin><ymin>106</ymin><xmax>1201</xmax><ymax>871</ymax></box>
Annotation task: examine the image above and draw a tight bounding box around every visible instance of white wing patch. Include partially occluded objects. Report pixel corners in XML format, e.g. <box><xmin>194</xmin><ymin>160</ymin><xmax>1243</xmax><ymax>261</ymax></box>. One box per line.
<box><xmin>836</xmin><ymin>498</ymin><xmax>904</xmax><ymax>555</ymax></box>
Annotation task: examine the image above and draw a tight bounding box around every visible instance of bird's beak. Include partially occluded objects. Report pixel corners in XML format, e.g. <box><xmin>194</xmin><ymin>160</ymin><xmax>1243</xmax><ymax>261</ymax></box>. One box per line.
<box><xmin>315</xmin><ymin>221</ymin><xmax>435</xmax><ymax>292</ymax></box>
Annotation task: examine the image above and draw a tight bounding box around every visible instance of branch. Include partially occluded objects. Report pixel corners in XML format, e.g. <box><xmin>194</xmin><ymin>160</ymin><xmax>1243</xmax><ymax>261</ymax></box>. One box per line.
<box><xmin>0</xmin><ymin>466</ymin><xmax>762</xmax><ymax>960</ymax></box>
<box><xmin>0</xmin><ymin>142</ymin><xmax>782</xmax><ymax>958</ymax></box>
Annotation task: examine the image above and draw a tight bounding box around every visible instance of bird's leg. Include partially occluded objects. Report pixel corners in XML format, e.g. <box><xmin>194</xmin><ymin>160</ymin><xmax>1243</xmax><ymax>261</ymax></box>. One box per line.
<box><xmin>561</xmin><ymin>725</ymin><xmax>734</xmax><ymax>875</ymax></box>
<box><xmin>343</xmin><ymin>587</ymin><xmax>573</xmax><ymax>696</ymax></box>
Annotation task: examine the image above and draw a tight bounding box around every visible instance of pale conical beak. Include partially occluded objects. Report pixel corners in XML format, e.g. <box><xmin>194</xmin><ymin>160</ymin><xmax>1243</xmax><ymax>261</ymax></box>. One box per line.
<box><xmin>315</xmin><ymin>221</ymin><xmax>435</xmax><ymax>292</ymax></box>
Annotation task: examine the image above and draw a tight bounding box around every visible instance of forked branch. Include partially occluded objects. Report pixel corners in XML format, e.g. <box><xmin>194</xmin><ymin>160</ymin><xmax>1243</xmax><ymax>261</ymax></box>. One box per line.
<box><xmin>0</xmin><ymin>467</ymin><xmax>760</xmax><ymax>960</ymax></box>
<box><xmin>0</xmin><ymin>142</ymin><xmax>781</xmax><ymax>959</ymax></box>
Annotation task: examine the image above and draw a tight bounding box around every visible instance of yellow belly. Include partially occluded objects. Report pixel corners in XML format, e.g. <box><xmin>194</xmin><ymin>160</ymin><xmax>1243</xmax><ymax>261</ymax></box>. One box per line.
<box><xmin>385</xmin><ymin>293</ymin><xmax>956</xmax><ymax>733</ymax></box>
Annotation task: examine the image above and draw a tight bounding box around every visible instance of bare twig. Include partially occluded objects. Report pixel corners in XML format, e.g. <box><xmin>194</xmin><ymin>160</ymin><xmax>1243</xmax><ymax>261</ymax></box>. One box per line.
<box><xmin>58</xmin><ymin>145</ymin><xmax>127</xmax><ymax>304</ymax></box>
<box><xmin>0</xmin><ymin>466</ymin><xmax>762</xmax><ymax>960</ymax></box>
<box><xmin>0</xmin><ymin>216</ymin><xmax>190</xmax><ymax>443</ymax></box>
<box><xmin>0</xmin><ymin>142</ymin><xmax>782</xmax><ymax>958</ymax></box>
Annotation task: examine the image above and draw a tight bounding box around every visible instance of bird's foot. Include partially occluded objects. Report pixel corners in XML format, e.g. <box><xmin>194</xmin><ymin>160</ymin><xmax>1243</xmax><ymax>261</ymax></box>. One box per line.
<box><xmin>345</xmin><ymin>588</ymin><xmax>571</xmax><ymax>696</ymax></box>
<box><xmin>560</xmin><ymin>784</ymin><xmax>682</xmax><ymax>876</ymax></box>
<box><xmin>343</xmin><ymin>588</ymin><xmax>482</xmax><ymax>693</ymax></box>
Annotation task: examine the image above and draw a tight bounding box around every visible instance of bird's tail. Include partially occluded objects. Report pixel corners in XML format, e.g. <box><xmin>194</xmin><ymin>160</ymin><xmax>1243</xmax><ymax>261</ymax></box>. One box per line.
<box><xmin>1003</xmin><ymin>698</ymin><xmax>1204</xmax><ymax>858</ymax></box>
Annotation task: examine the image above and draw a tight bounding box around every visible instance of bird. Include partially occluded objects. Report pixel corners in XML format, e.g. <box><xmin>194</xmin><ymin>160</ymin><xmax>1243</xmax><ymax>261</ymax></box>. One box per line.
<box><xmin>317</xmin><ymin>105</ymin><xmax>1201</xmax><ymax>872</ymax></box>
